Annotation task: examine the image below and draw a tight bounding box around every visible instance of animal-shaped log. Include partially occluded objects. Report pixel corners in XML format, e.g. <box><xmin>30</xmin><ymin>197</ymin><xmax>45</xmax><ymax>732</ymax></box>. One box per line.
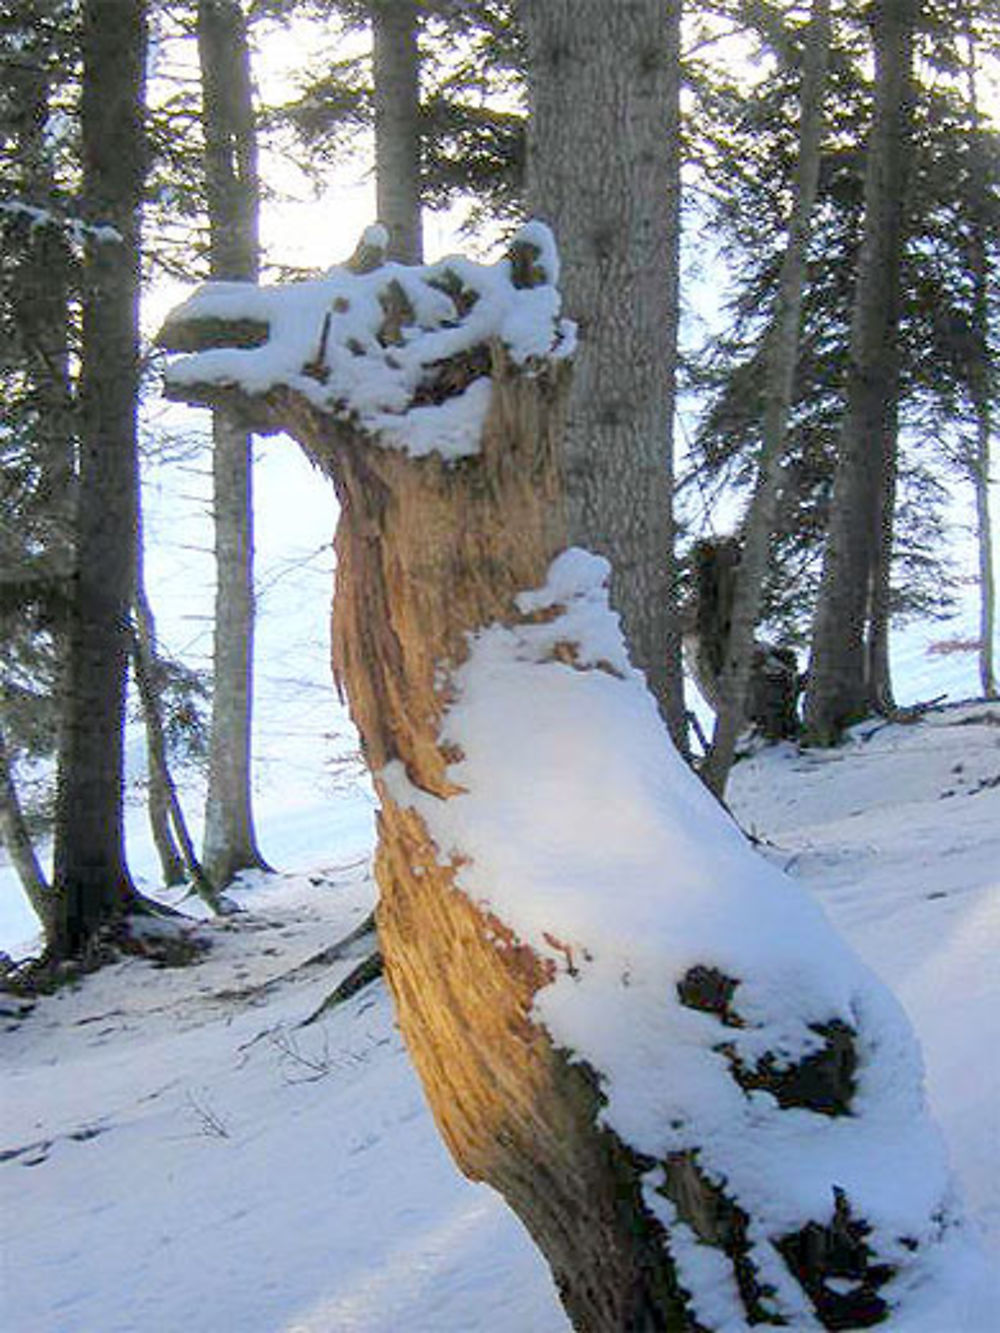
<box><xmin>159</xmin><ymin>225</ymin><xmax>977</xmax><ymax>1331</ymax></box>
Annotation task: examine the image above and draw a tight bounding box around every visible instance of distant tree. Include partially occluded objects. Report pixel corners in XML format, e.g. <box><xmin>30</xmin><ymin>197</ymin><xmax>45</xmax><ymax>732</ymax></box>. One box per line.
<box><xmin>372</xmin><ymin>0</ymin><xmax>423</xmax><ymax>261</ymax></box>
<box><xmin>0</xmin><ymin>723</ymin><xmax>54</xmax><ymax>933</ymax></box>
<box><xmin>131</xmin><ymin>576</ymin><xmax>217</xmax><ymax>908</ymax></box>
<box><xmin>684</xmin><ymin>0</ymin><xmax>1000</xmax><ymax>664</ymax></box>
<box><xmin>51</xmin><ymin>0</ymin><xmax>148</xmax><ymax>955</ymax></box>
<box><xmin>196</xmin><ymin>0</ymin><xmax>270</xmax><ymax>889</ymax></box>
<box><xmin>963</xmin><ymin>22</ymin><xmax>997</xmax><ymax>699</ymax></box>
<box><xmin>521</xmin><ymin>0</ymin><xmax>687</xmax><ymax>748</ymax></box>
<box><xmin>278</xmin><ymin>1</ymin><xmax>525</xmax><ymax>239</ymax></box>
<box><xmin>804</xmin><ymin>0</ymin><xmax>919</xmax><ymax>743</ymax></box>
<box><xmin>701</xmin><ymin>0</ymin><xmax>830</xmax><ymax>797</ymax></box>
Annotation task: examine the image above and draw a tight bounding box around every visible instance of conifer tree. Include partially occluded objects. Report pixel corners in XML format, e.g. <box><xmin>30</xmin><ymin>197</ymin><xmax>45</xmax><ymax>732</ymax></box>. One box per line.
<box><xmin>701</xmin><ymin>0</ymin><xmax>831</xmax><ymax>795</ymax></box>
<box><xmin>805</xmin><ymin>0</ymin><xmax>919</xmax><ymax>742</ymax></box>
<box><xmin>51</xmin><ymin>0</ymin><xmax>148</xmax><ymax>955</ymax></box>
<box><xmin>197</xmin><ymin>0</ymin><xmax>270</xmax><ymax>889</ymax></box>
<box><xmin>522</xmin><ymin>0</ymin><xmax>687</xmax><ymax>748</ymax></box>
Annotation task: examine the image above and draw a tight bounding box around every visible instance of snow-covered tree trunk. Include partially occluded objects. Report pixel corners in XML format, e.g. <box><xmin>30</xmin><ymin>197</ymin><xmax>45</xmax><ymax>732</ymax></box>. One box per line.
<box><xmin>160</xmin><ymin>229</ymin><xmax>971</xmax><ymax>1332</ymax></box>
<box><xmin>701</xmin><ymin>0</ymin><xmax>831</xmax><ymax>798</ymax></box>
<box><xmin>372</xmin><ymin>0</ymin><xmax>423</xmax><ymax>264</ymax></box>
<box><xmin>804</xmin><ymin>0</ymin><xmax>917</xmax><ymax>744</ymax></box>
<box><xmin>196</xmin><ymin>0</ymin><xmax>269</xmax><ymax>888</ymax></box>
<box><xmin>522</xmin><ymin>0</ymin><xmax>686</xmax><ymax>750</ymax></box>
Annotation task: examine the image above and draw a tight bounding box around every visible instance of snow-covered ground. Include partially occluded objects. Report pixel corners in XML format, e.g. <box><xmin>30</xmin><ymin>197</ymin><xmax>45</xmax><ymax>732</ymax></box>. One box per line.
<box><xmin>1</xmin><ymin>364</ymin><xmax>997</xmax><ymax>1328</ymax></box>
<box><xmin>2</xmin><ymin>686</ymin><xmax>998</xmax><ymax>1329</ymax></box>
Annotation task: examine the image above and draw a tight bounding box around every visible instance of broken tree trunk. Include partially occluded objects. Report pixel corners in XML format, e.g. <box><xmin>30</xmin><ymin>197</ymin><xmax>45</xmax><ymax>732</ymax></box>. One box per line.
<box><xmin>159</xmin><ymin>230</ymin><xmax>969</xmax><ymax>1331</ymax></box>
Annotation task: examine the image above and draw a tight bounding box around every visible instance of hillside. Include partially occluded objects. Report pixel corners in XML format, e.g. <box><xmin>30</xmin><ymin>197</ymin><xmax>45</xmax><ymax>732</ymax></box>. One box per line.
<box><xmin>1</xmin><ymin>699</ymin><xmax>997</xmax><ymax>1331</ymax></box>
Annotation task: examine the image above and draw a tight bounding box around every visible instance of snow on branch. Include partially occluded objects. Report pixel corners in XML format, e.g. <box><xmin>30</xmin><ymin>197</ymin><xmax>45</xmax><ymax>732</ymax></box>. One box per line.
<box><xmin>0</xmin><ymin>199</ymin><xmax>122</xmax><ymax>246</ymax></box>
<box><xmin>157</xmin><ymin>220</ymin><xmax>575</xmax><ymax>461</ymax></box>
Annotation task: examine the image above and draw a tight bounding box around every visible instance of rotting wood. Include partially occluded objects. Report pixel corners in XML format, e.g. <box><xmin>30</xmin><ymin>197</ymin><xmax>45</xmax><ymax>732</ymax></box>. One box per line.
<box><xmin>160</xmin><ymin>262</ymin><xmax>912</xmax><ymax>1331</ymax></box>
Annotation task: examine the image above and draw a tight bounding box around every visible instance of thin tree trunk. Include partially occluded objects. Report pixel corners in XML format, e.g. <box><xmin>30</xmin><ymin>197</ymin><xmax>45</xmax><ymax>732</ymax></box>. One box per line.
<box><xmin>197</xmin><ymin>0</ymin><xmax>269</xmax><ymax>889</ymax></box>
<box><xmin>145</xmin><ymin>711</ymin><xmax>185</xmax><ymax>886</ymax></box>
<box><xmin>131</xmin><ymin>586</ymin><xmax>218</xmax><ymax>908</ymax></box>
<box><xmin>865</xmin><ymin>407</ymin><xmax>898</xmax><ymax>713</ymax></box>
<box><xmin>804</xmin><ymin>0</ymin><xmax>917</xmax><ymax>744</ymax></box>
<box><xmin>973</xmin><ymin>402</ymin><xmax>996</xmax><ymax>700</ymax></box>
<box><xmin>51</xmin><ymin>0</ymin><xmax>146</xmax><ymax>957</ymax></box>
<box><xmin>965</xmin><ymin>29</ymin><xmax>997</xmax><ymax>700</ymax></box>
<box><xmin>0</xmin><ymin>723</ymin><xmax>54</xmax><ymax>935</ymax></box>
<box><xmin>133</xmin><ymin>509</ymin><xmax>184</xmax><ymax>887</ymax></box>
<box><xmin>372</xmin><ymin>0</ymin><xmax>423</xmax><ymax>264</ymax></box>
<box><xmin>702</xmin><ymin>0</ymin><xmax>830</xmax><ymax>797</ymax></box>
<box><xmin>522</xmin><ymin>0</ymin><xmax>687</xmax><ymax>751</ymax></box>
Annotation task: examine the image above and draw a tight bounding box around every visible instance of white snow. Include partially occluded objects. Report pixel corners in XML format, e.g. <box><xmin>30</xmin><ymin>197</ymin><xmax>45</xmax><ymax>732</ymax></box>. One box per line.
<box><xmin>1</xmin><ymin>638</ymin><xmax>998</xmax><ymax>1328</ymax></box>
<box><xmin>0</xmin><ymin>199</ymin><xmax>123</xmax><ymax>245</ymax></box>
<box><xmin>163</xmin><ymin>222</ymin><xmax>572</xmax><ymax>462</ymax></box>
<box><xmin>2</xmin><ymin>287</ymin><xmax>998</xmax><ymax>1324</ymax></box>
<box><xmin>381</xmin><ymin>549</ymin><xmax>993</xmax><ymax>1327</ymax></box>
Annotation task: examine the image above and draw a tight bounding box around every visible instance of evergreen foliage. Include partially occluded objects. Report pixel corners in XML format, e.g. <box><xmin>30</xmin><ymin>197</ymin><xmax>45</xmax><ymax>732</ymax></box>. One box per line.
<box><xmin>683</xmin><ymin>0</ymin><xmax>1000</xmax><ymax>652</ymax></box>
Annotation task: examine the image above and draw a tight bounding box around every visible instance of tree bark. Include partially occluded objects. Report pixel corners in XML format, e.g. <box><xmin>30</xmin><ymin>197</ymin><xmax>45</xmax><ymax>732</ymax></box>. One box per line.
<box><xmin>864</xmin><ymin>407</ymin><xmax>898</xmax><ymax>715</ymax></box>
<box><xmin>804</xmin><ymin>0</ymin><xmax>917</xmax><ymax>744</ymax></box>
<box><xmin>372</xmin><ymin>0</ymin><xmax>423</xmax><ymax>264</ymax></box>
<box><xmin>196</xmin><ymin>0</ymin><xmax>269</xmax><ymax>888</ymax></box>
<box><xmin>0</xmin><ymin>723</ymin><xmax>54</xmax><ymax>935</ymax></box>
<box><xmin>131</xmin><ymin>581</ymin><xmax>217</xmax><ymax>907</ymax></box>
<box><xmin>522</xmin><ymin>0</ymin><xmax>687</xmax><ymax>750</ymax></box>
<box><xmin>702</xmin><ymin>0</ymin><xmax>830</xmax><ymax>797</ymax></box>
<box><xmin>133</xmin><ymin>516</ymin><xmax>184</xmax><ymax>888</ymax></box>
<box><xmin>51</xmin><ymin>0</ymin><xmax>146</xmax><ymax>956</ymax></box>
<box><xmin>965</xmin><ymin>29</ymin><xmax>997</xmax><ymax>700</ymax></box>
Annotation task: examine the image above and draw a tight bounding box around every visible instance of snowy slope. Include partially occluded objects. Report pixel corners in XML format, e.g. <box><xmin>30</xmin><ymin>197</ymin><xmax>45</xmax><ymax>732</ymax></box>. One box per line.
<box><xmin>1</xmin><ymin>698</ymin><xmax>998</xmax><ymax>1331</ymax></box>
<box><xmin>0</xmin><ymin>386</ymin><xmax>996</xmax><ymax>1327</ymax></box>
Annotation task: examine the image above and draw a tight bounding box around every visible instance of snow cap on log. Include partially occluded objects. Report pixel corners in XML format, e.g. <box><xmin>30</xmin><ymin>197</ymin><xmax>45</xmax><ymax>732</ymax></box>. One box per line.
<box><xmin>158</xmin><ymin>220</ymin><xmax>574</xmax><ymax>461</ymax></box>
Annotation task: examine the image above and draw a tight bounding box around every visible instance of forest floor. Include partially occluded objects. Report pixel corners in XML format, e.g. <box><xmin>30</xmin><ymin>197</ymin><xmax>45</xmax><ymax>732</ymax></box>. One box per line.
<box><xmin>1</xmin><ymin>699</ymin><xmax>998</xmax><ymax>1331</ymax></box>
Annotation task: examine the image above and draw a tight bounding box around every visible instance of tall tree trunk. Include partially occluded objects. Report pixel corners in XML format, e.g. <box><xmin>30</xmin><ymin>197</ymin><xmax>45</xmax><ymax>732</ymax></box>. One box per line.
<box><xmin>972</xmin><ymin>382</ymin><xmax>996</xmax><ymax>700</ymax></box>
<box><xmin>372</xmin><ymin>0</ymin><xmax>423</xmax><ymax>263</ymax></box>
<box><xmin>702</xmin><ymin>0</ymin><xmax>831</xmax><ymax>797</ymax></box>
<box><xmin>804</xmin><ymin>0</ymin><xmax>917</xmax><ymax>744</ymax></box>
<box><xmin>0</xmin><ymin>723</ymin><xmax>54</xmax><ymax>935</ymax></box>
<box><xmin>161</xmin><ymin>238</ymin><xmax>959</xmax><ymax>1333</ymax></box>
<box><xmin>522</xmin><ymin>0</ymin><xmax>687</xmax><ymax>750</ymax></box>
<box><xmin>51</xmin><ymin>0</ymin><xmax>147</xmax><ymax>957</ymax></box>
<box><xmin>965</xmin><ymin>28</ymin><xmax>996</xmax><ymax>700</ymax></box>
<box><xmin>196</xmin><ymin>0</ymin><xmax>269</xmax><ymax>889</ymax></box>
<box><xmin>864</xmin><ymin>407</ymin><xmax>898</xmax><ymax>713</ymax></box>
